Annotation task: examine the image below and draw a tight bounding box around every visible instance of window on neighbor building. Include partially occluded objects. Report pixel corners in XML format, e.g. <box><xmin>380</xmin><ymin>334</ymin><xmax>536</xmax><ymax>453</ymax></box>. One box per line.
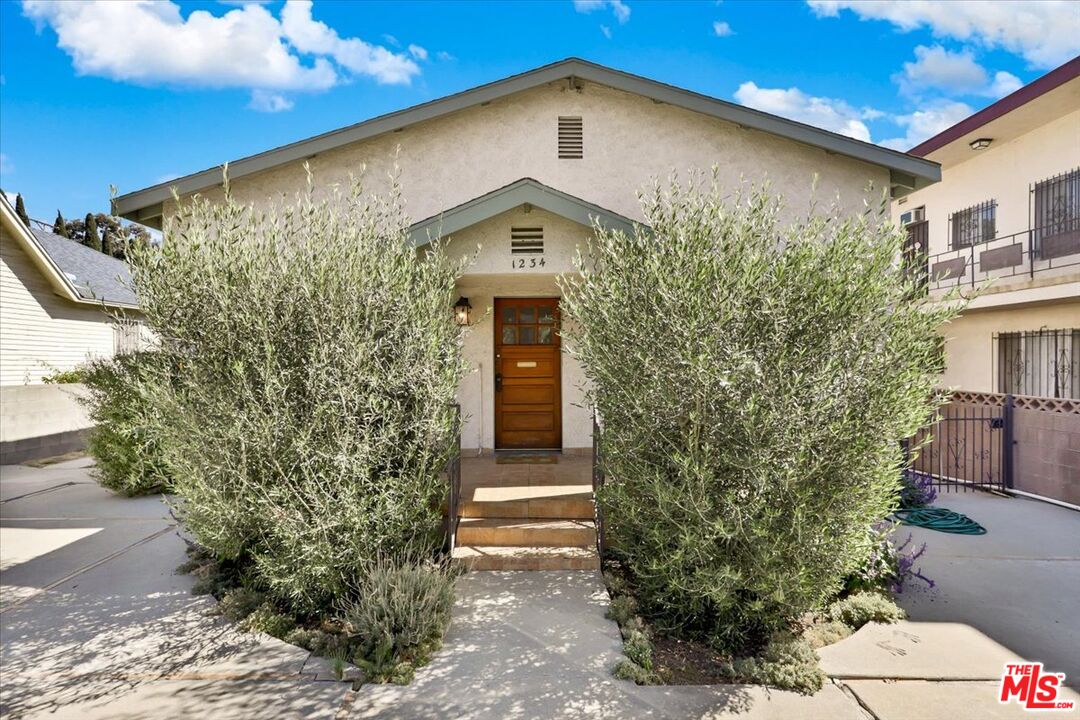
<box><xmin>995</xmin><ymin>328</ymin><xmax>1080</xmax><ymax>399</ymax></box>
<box><xmin>113</xmin><ymin>319</ymin><xmax>143</xmax><ymax>356</ymax></box>
<box><xmin>950</xmin><ymin>200</ymin><xmax>996</xmax><ymax>250</ymax></box>
<box><xmin>1032</xmin><ymin>167</ymin><xmax>1080</xmax><ymax>260</ymax></box>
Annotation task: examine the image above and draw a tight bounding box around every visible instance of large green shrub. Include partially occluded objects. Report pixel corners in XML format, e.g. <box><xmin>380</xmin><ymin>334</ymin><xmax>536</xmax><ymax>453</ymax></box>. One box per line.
<box><xmin>128</xmin><ymin>170</ymin><xmax>467</xmax><ymax>613</ymax></box>
<box><xmin>80</xmin><ymin>352</ymin><xmax>171</xmax><ymax>496</ymax></box>
<box><xmin>560</xmin><ymin>176</ymin><xmax>959</xmax><ymax>651</ymax></box>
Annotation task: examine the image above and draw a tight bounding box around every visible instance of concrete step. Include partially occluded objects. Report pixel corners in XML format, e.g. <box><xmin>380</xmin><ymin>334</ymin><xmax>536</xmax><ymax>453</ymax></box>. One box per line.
<box><xmin>456</xmin><ymin>518</ymin><xmax>596</xmax><ymax>548</ymax></box>
<box><xmin>452</xmin><ymin>545</ymin><xmax>599</xmax><ymax>571</ymax></box>
<box><xmin>459</xmin><ymin>496</ymin><xmax>594</xmax><ymax>519</ymax></box>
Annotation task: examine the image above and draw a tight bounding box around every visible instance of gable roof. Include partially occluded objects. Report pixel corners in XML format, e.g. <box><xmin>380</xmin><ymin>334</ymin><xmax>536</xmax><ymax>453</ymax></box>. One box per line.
<box><xmin>1</xmin><ymin>195</ymin><xmax>139</xmax><ymax>309</ymax></box>
<box><xmin>114</xmin><ymin>58</ymin><xmax>941</xmax><ymax>226</ymax></box>
<box><xmin>409</xmin><ymin>177</ymin><xmax>639</xmax><ymax>246</ymax></box>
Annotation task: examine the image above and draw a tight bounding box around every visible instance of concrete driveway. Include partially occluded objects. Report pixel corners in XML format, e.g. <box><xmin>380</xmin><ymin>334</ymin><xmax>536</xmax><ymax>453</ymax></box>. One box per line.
<box><xmin>3</xmin><ymin>459</ymin><xmax>1078</xmax><ymax>719</ymax></box>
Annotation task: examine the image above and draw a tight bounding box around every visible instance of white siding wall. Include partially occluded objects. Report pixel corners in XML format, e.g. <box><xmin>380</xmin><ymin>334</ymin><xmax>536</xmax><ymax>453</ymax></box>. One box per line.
<box><xmin>0</xmin><ymin>224</ymin><xmax>117</xmax><ymax>385</ymax></box>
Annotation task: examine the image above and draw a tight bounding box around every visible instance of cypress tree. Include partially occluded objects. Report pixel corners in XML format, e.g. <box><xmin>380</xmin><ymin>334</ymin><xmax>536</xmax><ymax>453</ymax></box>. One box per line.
<box><xmin>53</xmin><ymin>210</ymin><xmax>69</xmax><ymax>238</ymax></box>
<box><xmin>15</xmin><ymin>193</ymin><xmax>31</xmax><ymax>227</ymax></box>
<box><xmin>83</xmin><ymin>213</ymin><xmax>102</xmax><ymax>252</ymax></box>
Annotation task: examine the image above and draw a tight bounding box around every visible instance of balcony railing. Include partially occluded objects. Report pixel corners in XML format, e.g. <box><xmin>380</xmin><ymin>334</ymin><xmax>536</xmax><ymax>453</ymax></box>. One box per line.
<box><xmin>921</xmin><ymin>224</ymin><xmax>1080</xmax><ymax>292</ymax></box>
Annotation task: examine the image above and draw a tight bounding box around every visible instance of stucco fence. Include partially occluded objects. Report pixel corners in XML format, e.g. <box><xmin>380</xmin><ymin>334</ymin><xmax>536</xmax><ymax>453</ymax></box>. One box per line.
<box><xmin>0</xmin><ymin>383</ymin><xmax>92</xmax><ymax>464</ymax></box>
<box><xmin>912</xmin><ymin>390</ymin><xmax>1080</xmax><ymax>507</ymax></box>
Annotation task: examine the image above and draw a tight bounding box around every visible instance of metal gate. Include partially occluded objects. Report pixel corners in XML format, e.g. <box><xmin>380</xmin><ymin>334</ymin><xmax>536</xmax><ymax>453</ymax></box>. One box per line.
<box><xmin>908</xmin><ymin>393</ymin><xmax>1013</xmax><ymax>493</ymax></box>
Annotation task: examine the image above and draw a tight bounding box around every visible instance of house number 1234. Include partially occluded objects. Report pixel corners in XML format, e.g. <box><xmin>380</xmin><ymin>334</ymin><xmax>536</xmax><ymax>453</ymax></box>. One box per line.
<box><xmin>512</xmin><ymin>257</ymin><xmax>546</xmax><ymax>269</ymax></box>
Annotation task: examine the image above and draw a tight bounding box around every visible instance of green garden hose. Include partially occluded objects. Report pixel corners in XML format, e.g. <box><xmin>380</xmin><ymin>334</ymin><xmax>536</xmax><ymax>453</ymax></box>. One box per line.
<box><xmin>893</xmin><ymin>507</ymin><xmax>987</xmax><ymax>535</ymax></box>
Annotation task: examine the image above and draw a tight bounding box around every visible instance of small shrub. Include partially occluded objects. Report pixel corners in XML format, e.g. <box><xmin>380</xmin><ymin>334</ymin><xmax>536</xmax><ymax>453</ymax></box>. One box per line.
<box><xmin>900</xmin><ymin>469</ymin><xmax>937</xmax><ymax>508</ymax></box>
<box><xmin>341</xmin><ymin>555</ymin><xmax>458</xmax><ymax>680</ymax></box>
<box><xmin>623</xmin><ymin>629</ymin><xmax>654</xmax><ymax>671</ymax></box>
<box><xmin>284</xmin><ymin>627</ymin><xmax>342</xmax><ymax>655</ymax></box>
<box><xmin>217</xmin><ymin>588</ymin><xmax>265</xmax><ymax>622</ymax></box>
<box><xmin>613</xmin><ymin>658</ymin><xmax>660</xmax><ymax>685</ymax></box>
<box><xmin>802</xmin><ymin>621</ymin><xmax>852</xmax><ymax>650</ymax></box>
<box><xmin>606</xmin><ymin>594</ymin><xmax>638</xmax><ymax>626</ymax></box>
<box><xmin>42</xmin><ymin>366</ymin><xmax>87</xmax><ymax>384</ymax></box>
<box><xmin>846</xmin><ymin>524</ymin><xmax>934</xmax><ymax>594</ymax></box>
<box><xmin>828</xmin><ymin>592</ymin><xmax>905</xmax><ymax>629</ymax></box>
<box><xmin>728</xmin><ymin>634</ymin><xmax>825</xmax><ymax>695</ymax></box>
<box><xmin>79</xmin><ymin>351</ymin><xmax>171</xmax><ymax>496</ymax></box>
<box><xmin>240</xmin><ymin>602</ymin><xmax>296</xmax><ymax>639</ymax></box>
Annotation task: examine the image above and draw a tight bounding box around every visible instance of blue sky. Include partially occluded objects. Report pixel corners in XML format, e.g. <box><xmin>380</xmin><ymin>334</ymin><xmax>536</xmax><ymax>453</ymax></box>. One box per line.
<box><xmin>1</xmin><ymin>0</ymin><xmax>1077</xmax><ymax>223</ymax></box>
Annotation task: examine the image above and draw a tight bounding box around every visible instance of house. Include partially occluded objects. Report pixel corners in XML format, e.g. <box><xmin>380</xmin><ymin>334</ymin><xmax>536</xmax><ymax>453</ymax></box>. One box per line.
<box><xmin>0</xmin><ymin>194</ymin><xmax>139</xmax><ymax>463</ymax></box>
<box><xmin>114</xmin><ymin>58</ymin><xmax>940</xmax><ymax>455</ymax></box>
<box><xmin>893</xmin><ymin>56</ymin><xmax>1080</xmax><ymax>400</ymax></box>
<box><xmin>112</xmin><ymin>58</ymin><xmax>941</xmax><ymax>567</ymax></box>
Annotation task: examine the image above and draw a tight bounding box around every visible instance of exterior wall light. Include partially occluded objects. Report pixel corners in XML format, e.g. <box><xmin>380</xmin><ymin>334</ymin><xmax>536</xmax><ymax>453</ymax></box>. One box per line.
<box><xmin>969</xmin><ymin>138</ymin><xmax>993</xmax><ymax>150</ymax></box>
<box><xmin>453</xmin><ymin>297</ymin><xmax>472</xmax><ymax>326</ymax></box>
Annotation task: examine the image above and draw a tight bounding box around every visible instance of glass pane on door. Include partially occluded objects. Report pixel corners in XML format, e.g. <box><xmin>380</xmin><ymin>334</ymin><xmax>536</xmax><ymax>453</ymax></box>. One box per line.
<box><xmin>519</xmin><ymin>306</ymin><xmax>536</xmax><ymax>323</ymax></box>
<box><xmin>519</xmin><ymin>326</ymin><xmax>536</xmax><ymax>344</ymax></box>
<box><xmin>501</xmin><ymin>306</ymin><xmax>516</xmax><ymax>324</ymax></box>
<box><xmin>501</xmin><ymin>326</ymin><xmax>517</xmax><ymax>344</ymax></box>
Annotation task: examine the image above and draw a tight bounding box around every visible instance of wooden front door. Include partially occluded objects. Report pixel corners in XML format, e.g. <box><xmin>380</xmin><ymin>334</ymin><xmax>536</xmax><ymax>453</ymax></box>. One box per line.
<box><xmin>494</xmin><ymin>298</ymin><xmax>562</xmax><ymax>449</ymax></box>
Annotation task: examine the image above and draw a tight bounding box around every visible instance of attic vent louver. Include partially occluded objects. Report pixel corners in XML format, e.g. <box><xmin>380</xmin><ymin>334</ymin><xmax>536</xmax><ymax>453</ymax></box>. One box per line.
<box><xmin>558</xmin><ymin>116</ymin><xmax>583</xmax><ymax>159</ymax></box>
<box><xmin>511</xmin><ymin>226</ymin><xmax>544</xmax><ymax>254</ymax></box>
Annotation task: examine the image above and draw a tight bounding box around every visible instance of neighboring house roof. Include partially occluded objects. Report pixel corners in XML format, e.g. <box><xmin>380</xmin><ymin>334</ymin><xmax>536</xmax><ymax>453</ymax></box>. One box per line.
<box><xmin>409</xmin><ymin>177</ymin><xmax>640</xmax><ymax>246</ymax></box>
<box><xmin>0</xmin><ymin>194</ymin><xmax>139</xmax><ymax>309</ymax></box>
<box><xmin>909</xmin><ymin>56</ymin><xmax>1080</xmax><ymax>161</ymax></box>
<box><xmin>114</xmin><ymin>58</ymin><xmax>942</xmax><ymax>226</ymax></box>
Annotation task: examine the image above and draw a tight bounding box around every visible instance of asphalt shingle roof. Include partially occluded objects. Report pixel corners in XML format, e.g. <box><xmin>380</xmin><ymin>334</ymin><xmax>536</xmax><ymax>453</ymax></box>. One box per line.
<box><xmin>30</xmin><ymin>228</ymin><xmax>138</xmax><ymax>307</ymax></box>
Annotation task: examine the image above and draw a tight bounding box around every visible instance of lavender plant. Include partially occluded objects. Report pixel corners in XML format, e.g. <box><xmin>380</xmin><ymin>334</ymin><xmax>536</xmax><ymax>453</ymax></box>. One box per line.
<box><xmin>899</xmin><ymin>469</ymin><xmax>937</xmax><ymax>508</ymax></box>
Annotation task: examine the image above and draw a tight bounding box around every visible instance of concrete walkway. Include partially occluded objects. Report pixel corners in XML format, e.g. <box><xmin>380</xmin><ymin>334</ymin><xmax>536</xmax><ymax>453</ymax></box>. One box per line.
<box><xmin>3</xmin><ymin>460</ymin><xmax>1078</xmax><ymax>719</ymax></box>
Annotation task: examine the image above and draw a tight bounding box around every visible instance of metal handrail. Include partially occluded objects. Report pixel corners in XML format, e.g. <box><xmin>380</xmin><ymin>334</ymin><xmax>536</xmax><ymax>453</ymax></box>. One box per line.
<box><xmin>445</xmin><ymin>403</ymin><xmax>462</xmax><ymax>554</ymax></box>
<box><xmin>591</xmin><ymin>408</ymin><xmax>605</xmax><ymax>558</ymax></box>
<box><xmin>921</xmin><ymin>223</ymin><xmax>1080</xmax><ymax>291</ymax></box>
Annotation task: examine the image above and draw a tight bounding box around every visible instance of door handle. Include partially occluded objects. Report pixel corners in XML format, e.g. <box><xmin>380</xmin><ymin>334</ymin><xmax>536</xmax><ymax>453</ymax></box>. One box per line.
<box><xmin>495</xmin><ymin>373</ymin><xmax>502</xmax><ymax>392</ymax></box>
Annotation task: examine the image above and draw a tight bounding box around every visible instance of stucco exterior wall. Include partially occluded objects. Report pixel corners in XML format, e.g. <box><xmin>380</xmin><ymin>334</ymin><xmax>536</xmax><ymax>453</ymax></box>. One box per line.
<box><xmin>165</xmin><ymin>81</ymin><xmax>889</xmax><ymax>229</ymax></box>
<box><xmin>939</xmin><ymin>300</ymin><xmax>1080</xmax><ymax>393</ymax></box>
<box><xmin>892</xmin><ymin>109</ymin><xmax>1080</xmax><ymax>258</ymax></box>
<box><xmin>446</xmin><ymin>207</ymin><xmax>592</xmax><ymax>451</ymax></box>
<box><xmin>0</xmin><ymin>224</ymin><xmax>117</xmax><ymax>386</ymax></box>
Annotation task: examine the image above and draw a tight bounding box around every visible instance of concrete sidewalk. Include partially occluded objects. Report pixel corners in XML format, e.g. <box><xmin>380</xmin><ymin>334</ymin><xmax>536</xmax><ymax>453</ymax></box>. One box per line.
<box><xmin>3</xmin><ymin>460</ymin><xmax>1077</xmax><ymax>719</ymax></box>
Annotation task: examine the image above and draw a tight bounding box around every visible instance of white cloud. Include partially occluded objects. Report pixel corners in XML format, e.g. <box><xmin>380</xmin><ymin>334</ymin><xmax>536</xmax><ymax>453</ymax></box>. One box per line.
<box><xmin>897</xmin><ymin>45</ymin><xmax>986</xmax><ymax>95</ymax></box>
<box><xmin>436</xmin><ymin>51</ymin><xmax>456</xmax><ymax>62</ymax></box>
<box><xmin>713</xmin><ymin>21</ymin><xmax>734</xmax><ymax>37</ymax></box>
<box><xmin>248</xmin><ymin>89</ymin><xmax>294</xmax><ymax>113</ymax></box>
<box><xmin>573</xmin><ymin>0</ymin><xmax>630</xmax><ymax>24</ymax></box>
<box><xmin>879</xmin><ymin>100</ymin><xmax>973</xmax><ymax>151</ymax></box>
<box><xmin>600</xmin><ymin>24</ymin><xmax>612</xmax><ymax>39</ymax></box>
<box><xmin>807</xmin><ymin>0</ymin><xmax>1080</xmax><ymax>69</ymax></box>
<box><xmin>897</xmin><ymin>45</ymin><xmax>1028</xmax><ymax>99</ymax></box>
<box><xmin>989</xmin><ymin>70</ymin><xmax>1022</xmax><ymax>98</ymax></box>
<box><xmin>279</xmin><ymin>1</ymin><xmax>419</xmax><ymax>85</ymax></box>
<box><xmin>155</xmin><ymin>172</ymin><xmax>181</xmax><ymax>184</ymax></box>
<box><xmin>734</xmin><ymin>81</ymin><xmax>876</xmax><ymax>142</ymax></box>
<box><xmin>22</xmin><ymin>0</ymin><xmax>420</xmax><ymax>113</ymax></box>
<box><xmin>408</xmin><ymin>44</ymin><xmax>428</xmax><ymax>61</ymax></box>
<box><xmin>0</xmin><ymin>153</ymin><xmax>13</xmax><ymax>176</ymax></box>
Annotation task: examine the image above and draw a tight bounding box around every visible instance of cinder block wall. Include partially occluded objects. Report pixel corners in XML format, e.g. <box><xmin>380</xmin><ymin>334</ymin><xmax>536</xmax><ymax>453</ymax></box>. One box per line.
<box><xmin>0</xmin><ymin>384</ymin><xmax>92</xmax><ymax>464</ymax></box>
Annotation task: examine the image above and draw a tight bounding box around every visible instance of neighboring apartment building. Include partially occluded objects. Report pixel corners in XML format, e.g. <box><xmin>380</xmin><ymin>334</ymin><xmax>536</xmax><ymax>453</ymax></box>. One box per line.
<box><xmin>0</xmin><ymin>194</ymin><xmax>140</xmax><ymax>462</ymax></box>
<box><xmin>893</xmin><ymin>57</ymin><xmax>1080</xmax><ymax>399</ymax></box>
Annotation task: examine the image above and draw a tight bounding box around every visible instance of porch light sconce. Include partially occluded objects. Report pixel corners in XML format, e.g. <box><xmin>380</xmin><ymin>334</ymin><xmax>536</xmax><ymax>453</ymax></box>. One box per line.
<box><xmin>453</xmin><ymin>296</ymin><xmax>472</xmax><ymax>326</ymax></box>
<box><xmin>969</xmin><ymin>138</ymin><xmax>993</xmax><ymax>150</ymax></box>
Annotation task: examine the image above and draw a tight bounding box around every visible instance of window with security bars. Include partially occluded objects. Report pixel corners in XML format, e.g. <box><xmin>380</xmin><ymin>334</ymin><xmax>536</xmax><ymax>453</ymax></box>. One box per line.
<box><xmin>949</xmin><ymin>200</ymin><xmax>996</xmax><ymax>249</ymax></box>
<box><xmin>1032</xmin><ymin>167</ymin><xmax>1080</xmax><ymax>260</ymax></box>
<box><xmin>995</xmin><ymin>328</ymin><xmax>1079</xmax><ymax>399</ymax></box>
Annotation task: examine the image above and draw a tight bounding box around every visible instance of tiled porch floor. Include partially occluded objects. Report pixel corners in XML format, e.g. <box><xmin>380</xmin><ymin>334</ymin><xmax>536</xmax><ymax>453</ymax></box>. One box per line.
<box><xmin>460</xmin><ymin>454</ymin><xmax>593</xmax><ymax>500</ymax></box>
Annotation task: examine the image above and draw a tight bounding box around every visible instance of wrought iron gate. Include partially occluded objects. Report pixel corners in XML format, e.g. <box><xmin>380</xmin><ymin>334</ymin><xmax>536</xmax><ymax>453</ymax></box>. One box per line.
<box><xmin>909</xmin><ymin>393</ymin><xmax>1013</xmax><ymax>493</ymax></box>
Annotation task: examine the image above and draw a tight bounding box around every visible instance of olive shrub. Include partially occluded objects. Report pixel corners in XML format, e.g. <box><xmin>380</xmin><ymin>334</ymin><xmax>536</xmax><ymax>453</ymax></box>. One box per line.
<box><xmin>560</xmin><ymin>175</ymin><xmax>958</xmax><ymax>650</ymax></box>
<box><xmin>129</xmin><ymin>170</ymin><xmax>467</xmax><ymax>613</ymax></box>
